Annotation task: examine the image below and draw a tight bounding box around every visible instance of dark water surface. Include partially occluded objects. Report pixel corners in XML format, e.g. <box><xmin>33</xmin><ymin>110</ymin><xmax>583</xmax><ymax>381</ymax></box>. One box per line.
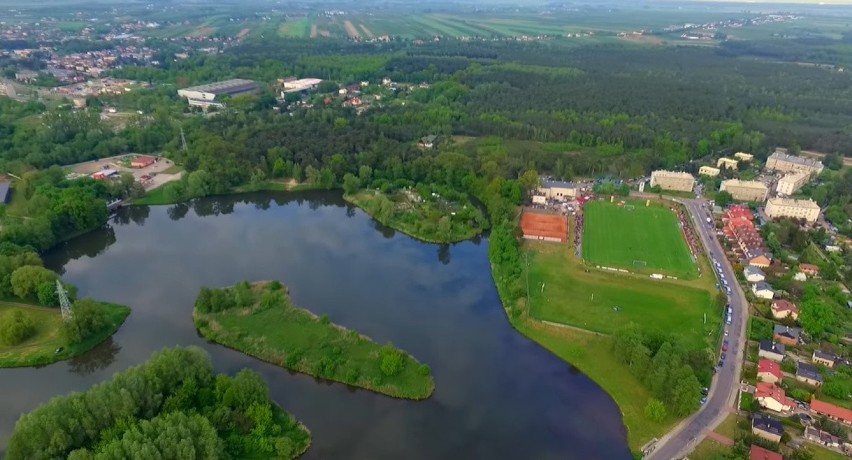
<box><xmin>0</xmin><ymin>191</ymin><xmax>631</xmax><ymax>459</ymax></box>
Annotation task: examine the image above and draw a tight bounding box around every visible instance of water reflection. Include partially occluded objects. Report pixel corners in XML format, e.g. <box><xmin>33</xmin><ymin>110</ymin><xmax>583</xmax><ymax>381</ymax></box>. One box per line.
<box><xmin>67</xmin><ymin>338</ymin><xmax>121</xmax><ymax>376</ymax></box>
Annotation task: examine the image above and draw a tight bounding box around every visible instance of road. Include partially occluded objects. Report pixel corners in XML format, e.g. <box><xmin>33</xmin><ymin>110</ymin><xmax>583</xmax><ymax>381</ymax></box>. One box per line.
<box><xmin>645</xmin><ymin>198</ymin><xmax>748</xmax><ymax>460</ymax></box>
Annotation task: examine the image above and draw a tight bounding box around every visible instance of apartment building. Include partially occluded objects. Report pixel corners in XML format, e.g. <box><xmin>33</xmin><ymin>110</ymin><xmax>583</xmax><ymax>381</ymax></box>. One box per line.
<box><xmin>765</xmin><ymin>198</ymin><xmax>821</xmax><ymax>223</ymax></box>
<box><xmin>765</xmin><ymin>151</ymin><xmax>824</xmax><ymax>175</ymax></box>
<box><xmin>650</xmin><ymin>170</ymin><xmax>694</xmax><ymax>192</ymax></box>
<box><xmin>699</xmin><ymin>166</ymin><xmax>720</xmax><ymax>177</ymax></box>
<box><xmin>776</xmin><ymin>172</ymin><xmax>810</xmax><ymax>196</ymax></box>
<box><xmin>720</xmin><ymin>179</ymin><xmax>768</xmax><ymax>202</ymax></box>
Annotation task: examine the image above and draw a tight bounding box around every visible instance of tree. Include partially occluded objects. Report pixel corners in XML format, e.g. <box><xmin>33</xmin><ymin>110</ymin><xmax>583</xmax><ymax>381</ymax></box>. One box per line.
<box><xmin>714</xmin><ymin>191</ymin><xmax>734</xmax><ymax>208</ymax></box>
<box><xmin>10</xmin><ymin>265</ymin><xmax>58</xmax><ymax>300</ymax></box>
<box><xmin>36</xmin><ymin>281</ymin><xmax>59</xmax><ymax>307</ymax></box>
<box><xmin>0</xmin><ymin>310</ymin><xmax>35</xmax><ymax>345</ymax></box>
<box><xmin>669</xmin><ymin>365</ymin><xmax>701</xmax><ymax>416</ymax></box>
<box><xmin>62</xmin><ymin>298</ymin><xmax>108</xmax><ymax>344</ymax></box>
<box><xmin>221</xmin><ymin>369</ymin><xmax>269</xmax><ymax>412</ymax></box>
<box><xmin>342</xmin><ymin>173</ymin><xmax>361</xmax><ymax>195</ymax></box>
<box><xmin>799</xmin><ymin>298</ymin><xmax>834</xmax><ymax>338</ymax></box>
<box><xmin>379</xmin><ymin>343</ymin><xmax>405</xmax><ymax>376</ymax></box>
<box><xmin>644</xmin><ymin>398</ymin><xmax>667</xmax><ymax>422</ymax></box>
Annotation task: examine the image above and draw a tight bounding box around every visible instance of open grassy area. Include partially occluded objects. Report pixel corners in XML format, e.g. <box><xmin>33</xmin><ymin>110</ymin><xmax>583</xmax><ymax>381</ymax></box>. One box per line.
<box><xmin>194</xmin><ymin>282</ymin><xmax>435</xmax><ymax>400</ymax></box>
<box><xmin>810</xmin><ymin>445</ymin><xmax>848</xmax><ymax>460</ymax></box>
<box><xmin>0</xmin><ymin>301</ymin><xmax>130</xmax><ymax>368</ymax></box>
<box><xmin>279</xmin><ymin>17</ymin><xmax>311</xmax><ymax>38</ymax></box>
<box><xmin>344</xmin><ymin>189</ymin><xmax>485</xmax><ymax>244</ymax></box>
<box><xmin>689</xmin><ymin>437</ymin><xmax>732</xmax><ymax>460</ymax></box>
<box><xmin>714</xmin><ymin>414</ymin><xmax>742</xmax><ymax>439</ymax></box>
<box><xmin>527</xmin><ymin>242</ymin><xmax>719</xmax><ymax>346</ymax></box>
<box><xmin>583</xmin><ymin>199</ymin><xmax>698</xmax><ymax>278</ymax></box>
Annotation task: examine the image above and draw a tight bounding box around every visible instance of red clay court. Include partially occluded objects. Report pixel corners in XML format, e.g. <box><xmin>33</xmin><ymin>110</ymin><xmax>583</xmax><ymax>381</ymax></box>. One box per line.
<box><xmin>521</xmin><ymin>211</ymin><xmax>568</xmax><ymax>243</ymax></box>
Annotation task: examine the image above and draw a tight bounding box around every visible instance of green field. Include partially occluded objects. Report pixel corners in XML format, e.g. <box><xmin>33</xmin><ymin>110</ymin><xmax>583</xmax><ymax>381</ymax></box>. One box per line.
<box><xmin>279</xmin><ymin>17</ymin><xmax>311</xmax><ymax>38</ymax></box>
<box><xmin>194</xmin><ymin>282</ymin><xmax>435</xmax><ymax>400</ymax></box>
<box><xmin>583</xmin><ymin>200</ymin><xmax>697</xmax><ymax>278</ymax></box>
<box><xmin>0</xmin><ymin>301</ymin><xmax>130</xmax><ymax>368</ymax></box>
<box><xmin>527</xmin><ymin>242</ymin><xmax>718</xmax><ymax>346</ymax></box>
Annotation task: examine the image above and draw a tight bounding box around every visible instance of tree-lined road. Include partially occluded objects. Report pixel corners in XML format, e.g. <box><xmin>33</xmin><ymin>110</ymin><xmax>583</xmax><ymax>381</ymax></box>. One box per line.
<box><xmin>645</xmin><ymin>198</ymin><xmax>748</xmax><ymax>460</ymax></box>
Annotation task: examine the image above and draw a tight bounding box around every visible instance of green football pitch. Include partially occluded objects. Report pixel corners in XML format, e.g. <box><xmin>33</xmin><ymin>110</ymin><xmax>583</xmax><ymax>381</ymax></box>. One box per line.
<box><xmin>582</xmin><ymin>199</ymin><xmax>697</xmax><ymax>278</ymax></box>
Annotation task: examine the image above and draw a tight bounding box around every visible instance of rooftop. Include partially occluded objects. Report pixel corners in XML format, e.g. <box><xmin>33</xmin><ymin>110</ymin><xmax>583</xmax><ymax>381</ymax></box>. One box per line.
<box><xmin>750</xmin><ymin>445</ymin><xmax>782</xmax><ymax>460</ymax></box>
<box><xmin>721</xmin><ymin>179</ymin><xmax>768</xmax><ymax>189</ymax></box>
<box><xmin>813</xmin><ymin>350</ymin><xmax>836</xmax><ymax>362</ymax></box>
<box><xmin>752</xmin><ymin>414</ymin><xmax>784</xmax><ymax>436</ymax></box>
<box><xmin>652</xmin><ymin>170</ymin><xmax>694</xmax><ymax>179</ymax></box>
<box><xmin>811</xmin><ymin>398</ymin><xmax>852</xmax><ymax>423</ymax></box>
<box><xmin>754</xmin><ymin>281</ymin><xmax>774</xmax><ymax>292</ymax></box>
<box><xmin>797</xmin><ymin>362</ymin><xmax>823</xmax><ymax>382</ymax></box>
<box><xmin>180</xmin><ymin>78</ymin><xmax>257</xmax><ymax>95</ymax></box>
<box><xmin>759</xmin><ymin>340</ymin><xmax>785</xmax><ymax>355</ymax></box>
<box><xmin>542</xmin><ymin>179</ymin><xmax>576</xmax><ymax>189</ymax></box>
<box><xmin>771</xmin><ymin>299</ymin><xmax>798</xmax><ymax>313</ymax></box>
<box><xmin>745</xmin><ymin>266</ymin><xmax>766</xmax><ymax>277</ymax></box>
<box><xmin>769</xmin><ymin>151</ymin><xmax>824</xmax><ymax>168</ymax></box>
<box><xmin>774</xmin><ymin>325</ymin><xmax>801</xmax><ymax>341</ymax></box>
<box><xmin>766</xmin><ymin>197</ymin><xmax>821</xmax><ymax>210</ymax></box>
<box><xmin>758</xmin><ymin>359</ymin><xmax>783</xmax><ymax>380</ymax></box>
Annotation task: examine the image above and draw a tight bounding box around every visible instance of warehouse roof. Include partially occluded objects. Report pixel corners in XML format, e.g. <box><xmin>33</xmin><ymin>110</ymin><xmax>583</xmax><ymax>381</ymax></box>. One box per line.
<box><xmin>180</xmin><ymin>79</ymin><xmax>257</xmax><ymax>95</ymax></box>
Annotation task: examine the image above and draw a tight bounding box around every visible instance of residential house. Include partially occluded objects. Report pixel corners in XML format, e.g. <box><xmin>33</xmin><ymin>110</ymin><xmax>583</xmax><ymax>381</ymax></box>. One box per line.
<box><xmin>752</xmin><ymin>282</ymin><xmax>775</xmax><ymax>300</ymax></box>
<box><xmin>717</xmin><ymin>157</ymin><xmax>739</xmax><ymax>169</ymax></box>
<box><xmin>804</xmin><ymin>426</ymin><xmax>842</xmax><ymax>448</ymax></box>
<box><xmin>735</xmin><ymin>152</ymin><xmax>754</xmax><ymax>162</ymax></box>
<box><xmin>130</xmin><ymin>156</ymin><xmax>155</xmax><ymax>168</ymax></box>
<box><xmin>771</xmin><ymin>299</ymin><xmax>799</xmax><ymax>321</ymax></box>
<box><xmin>418</xmin><ymin>135</ymin><xmax>437</xmax><ymax>149</ymax></box>
<box><xmin>811</xmin><ymin>399</ymin><xmax>852</xmax><ymax>426</ymax></box>
<box><xmin>774</xmin><ymin>325</ymin><xmax>801</xmax><ymax>346</ymax></box>
<box><xmin>758</xmin><ymin>359</ymin><xmax>783</xmax><ymax>384</ymax></box>
<box><xmin>699</xmin><ymin>166</ymin><xmax>720</xmax><ymax>177</ymax></box>
<box><xmin>755</xmin><ymin>382</ymin><xmax>795</xmax><ymax>412</ymax></box>
<box><xmin>748</xmin><ymin>253</ymin><xmax>772</xmax><ymax>268</ymax></box>
<box><xmin>758</xmin><ymin>341</ymin><xmax>786</xmax><ymax>362</ymax></box>
<box><xmin>750</xmin><ymin>445</ymin><xmax>782</xmax><ymax>460</ymax></box>
<box><xmin>793</xmin><ymin>272</ymin><xmax>807</xmax><ymax>281</ymax></box>
<box><xmin>744</xmin><ymin>266</ymin><xmax>766</xmax><ymax>283</ymax></box>
<box><xmin>752</xmin><ymin>414</ymin><xmax>784</xmax><ymax>443</ymax></box>
<box><xmin>812</xmin><ymin>350</ymin><xmax>836</xmax><ymax>368</ymax></box>
<box><xmin>796</xmin><ymin>362</ymin><xmax>824</xmax><ymax>387</ymax></box>
<box><xmin>799</xmin><ymin>264</ymin><xmax>820</xmax><ymax>277</ymax></box>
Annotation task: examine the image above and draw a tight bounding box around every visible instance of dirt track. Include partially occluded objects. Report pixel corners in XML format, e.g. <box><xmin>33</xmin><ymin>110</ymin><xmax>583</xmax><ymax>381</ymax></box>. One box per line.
<box><xmin>343</xmin><ymin>20</ymin><xmax>361</xmax><ymax>40</ymax></box>
<box><xmin>310</xmin><ymin>24</ymin><xmax>317</xmax><ymax>38</ymax></box>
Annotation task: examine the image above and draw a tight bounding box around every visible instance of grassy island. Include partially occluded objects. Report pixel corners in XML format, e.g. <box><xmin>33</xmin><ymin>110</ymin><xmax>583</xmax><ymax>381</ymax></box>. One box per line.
<box><xmin>0</xmin><ymin>300</ymin><xmax>130</xmax><ymax>368</ymax></box>
<box><xmin>7</xmin><ymin>346</ymin><xmax>311</xmax><ymax>460</ymax></box>
<box><xmin>344</xmin><ymin>186</ymin><xmax>486</xmax><ymax>243</ymax></box>
<box><xmin>194</xmin><ymin>281</ymin><xmax>435</xmax><ymax>400</ymax></box>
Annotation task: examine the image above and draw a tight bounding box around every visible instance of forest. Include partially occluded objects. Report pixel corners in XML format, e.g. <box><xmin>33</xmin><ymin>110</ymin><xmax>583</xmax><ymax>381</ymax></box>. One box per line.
<box><xmin>6</xmin><ymin>346</ymin><xmax>311</xmax><ymax>460</ymax></box>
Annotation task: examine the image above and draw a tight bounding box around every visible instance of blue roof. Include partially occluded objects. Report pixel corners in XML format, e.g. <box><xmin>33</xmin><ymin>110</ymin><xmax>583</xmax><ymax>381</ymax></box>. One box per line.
<box><xmin>0</xmin><ymin>181</ymin><xmax>10</xmax><ymax>204</ymax></box>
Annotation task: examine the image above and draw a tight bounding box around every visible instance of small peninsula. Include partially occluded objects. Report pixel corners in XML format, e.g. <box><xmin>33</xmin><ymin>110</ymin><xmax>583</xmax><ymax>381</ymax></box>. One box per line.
<box><xmin>344</xmin><ymin>186</ymin><xmax>485</xmax><ymax>244</ymax></box>
<box><xmin>193</xmin><ymin>281</ymin><xmax>435</xmax><ymax>400</ymax></box>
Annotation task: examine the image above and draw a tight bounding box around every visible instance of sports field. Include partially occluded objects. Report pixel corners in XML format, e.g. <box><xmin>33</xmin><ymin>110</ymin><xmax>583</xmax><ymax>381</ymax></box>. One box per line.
<box><xmin>583</xmin><ymin>199</ymin><xmax>697</xmax><ymax>278</ymax></box>
<box><xmin>527</xmin><ymin>242</ymin><xmax>718</xmax><ymax>346</ymax></box>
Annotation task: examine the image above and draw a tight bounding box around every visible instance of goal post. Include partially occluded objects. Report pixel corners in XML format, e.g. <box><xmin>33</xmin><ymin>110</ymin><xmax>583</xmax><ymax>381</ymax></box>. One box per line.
<box><xmin>624</xmin><ymin>204</ymin><xmax>635</xmax><ymax>211</ymax></box>
<box><xmin>633</xmin><ymin>260</ymin><xmax>647</xmax><ymax>268</ymax></box>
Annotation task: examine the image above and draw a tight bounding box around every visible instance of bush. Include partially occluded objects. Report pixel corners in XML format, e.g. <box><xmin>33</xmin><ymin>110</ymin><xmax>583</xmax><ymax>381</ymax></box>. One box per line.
<box><xmin>417</xmin><ymin>364</ymin><xmax>431</xmax><ymax>376</ymax></box>
<box><xmin>0</xmin><ymin>310</ymin><xmax>36</xmax><ymax>345</ymax></box>
<box><xmin>379</xmin><ymin>343</ymin><xmax>404</xmax><ymax>377</ymax></box>
<box><xmin>62</xmin><ymin>299</ymin><xmax>108</xmax><ymax>345</ymax></box>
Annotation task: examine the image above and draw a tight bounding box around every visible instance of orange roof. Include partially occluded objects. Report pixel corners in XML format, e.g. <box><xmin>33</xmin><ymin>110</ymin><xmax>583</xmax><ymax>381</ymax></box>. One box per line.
<box><xmin>799</xmin><ymin>263</ymin><xmax>819</xmax><ymax>273</ymax></box>
<box><xmin>811</xmin><ymin>399</ymin><xmax>852</xmax><ymax>423</ymax></box>
<box><xmin>520</xmin><ymin>211</ymin><xmax>567</xmax><ymax>242</ymax></box>
<box><xmin>750</xmin><ymin>445</ymin><xmax>782</xmax><ymax>460</ymax></box>
<box><xmin>758</xmin><ymin>359</ymin><xmax>783</xmax><ymax>381</ymax></box>
<box><xmin>756</xmin><ymin>382</ymin><xmax>794</xmax><ymax>408</ymax></box>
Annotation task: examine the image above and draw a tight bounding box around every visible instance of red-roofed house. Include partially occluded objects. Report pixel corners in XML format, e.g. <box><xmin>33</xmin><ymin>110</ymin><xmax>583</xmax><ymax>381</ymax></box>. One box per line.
<box><xmin>756</xmin><ymin>382</ymin><xmax>795</xmax><ymax>412</ymax></box>
<box><xmin>799</xmin><ymin>264</ymin><xmax>820</xmax><ymax>276</ymax></box>
<box><xmin>771</xmin><ymin>299</ymin><xmax>799</xmax><ymax>321</ymax></box>
<box><xmin>758</xmin><ymin>359</ymin><xmax>783</xmax><ymax>384</ymax></box>
<box><xmin>750</xmin><ymin>445</ymin><xmax>782</xmax><ymax>460</ymax></box>
<box><xmin>811</xmin><ymin>398</ymin><xmax>852</xmax><ymax>425</ymax></box>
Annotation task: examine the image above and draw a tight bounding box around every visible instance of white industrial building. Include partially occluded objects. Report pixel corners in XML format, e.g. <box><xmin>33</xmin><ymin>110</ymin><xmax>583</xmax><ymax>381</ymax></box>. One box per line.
<box><xmin>280</xmin><ymin>78</ymin><xmax>323</xmax><ymax>95</ymax></box>
<box><xmin>776</xmin><ymin>172</ymin><xmax>810</xmax><ymax>196</ymax></box>
<box><xmin>177</xmin><ymin>79</ymin><xmax>259</xmax><ymax>109</ymax></box>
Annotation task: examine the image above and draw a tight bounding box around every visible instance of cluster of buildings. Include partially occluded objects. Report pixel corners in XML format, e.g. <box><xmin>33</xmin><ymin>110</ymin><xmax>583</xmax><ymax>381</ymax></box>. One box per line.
<box><xmin>723</xmin><ymin>205</ymin><xmax>771</xmax><ymax>268</ymax></box>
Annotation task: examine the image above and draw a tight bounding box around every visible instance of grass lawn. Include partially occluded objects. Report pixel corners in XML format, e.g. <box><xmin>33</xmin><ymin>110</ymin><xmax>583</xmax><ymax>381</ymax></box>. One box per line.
<box><xmin>344</xmin><ymin>189</ymin><xmax>485</xmax><ymax>244</ymax></box>
<box><xmin>279</xmin><ymin>17</ymin><xmax>311</xmax><ymax>38</ymax></box>
<box><xmin>714</xmin><ymin>414</ymin><xmax>743</xmax><ymax>439</ymax></box>
<box><xmin>0</xmin><ymin>301</ymin><xmax>130</xmax><ymax>368</ymax></box>
<box><xmin>516</xmin><ymin>320</ymin><xmax>676</xmax><ymax>453</ymax></box>
<box><xmin>689</xmin><ymin>437</ymin><xmax>732</xmax><ymax>460</ymax></box>
<box><xmin>526</xmin><ymin>242</ymin><xmax>719</xmax><ymax>346</ymax></box>
<box><xmin>195</xmin><ymin>282</ymin><xmax>434</xmax><ymax>400</ymax></box>
<box><xmin>583</xmin><ymin>199</ymin><xmax>697</xmax><ymax>278</ymax></box>
<box><xmin>808</xmin><ymin>444</ymin><xmax>848</xmax><ymax>460</ymax></box>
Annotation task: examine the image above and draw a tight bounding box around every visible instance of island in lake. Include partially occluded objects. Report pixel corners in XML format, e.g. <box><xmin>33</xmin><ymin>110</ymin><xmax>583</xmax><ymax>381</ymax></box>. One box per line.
<box><xmin>193</xmin><ymin>281</ymin><xmax>435</xmax><ymax>400</ymax></box>
<box><xmin>6</xmin><ymin>346</ymin><xmax>310</xmax><ymax>459</ymax></box>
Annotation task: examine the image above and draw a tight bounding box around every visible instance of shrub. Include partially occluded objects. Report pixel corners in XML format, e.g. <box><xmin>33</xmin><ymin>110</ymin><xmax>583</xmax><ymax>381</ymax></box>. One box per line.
<box><xmin>417</xmin><ymin>364</ymin><xmax>431</xmax><ymax>376</ymax></box>
<box><xmin>0</xmin><ymin>310</ymin><xmax>36</xmax><ymax>345</ymax></box>
<box><xmin>379</xmin><ymin>343</ymin><xmax>405</xmax><ymax>377</ymax></box>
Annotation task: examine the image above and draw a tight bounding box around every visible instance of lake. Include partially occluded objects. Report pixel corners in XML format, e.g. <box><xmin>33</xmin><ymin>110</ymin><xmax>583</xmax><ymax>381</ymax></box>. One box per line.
<box><xmin>0</xmin><ymin>191</ymin><xmax>631</xmax><ymax>459</ymax></box>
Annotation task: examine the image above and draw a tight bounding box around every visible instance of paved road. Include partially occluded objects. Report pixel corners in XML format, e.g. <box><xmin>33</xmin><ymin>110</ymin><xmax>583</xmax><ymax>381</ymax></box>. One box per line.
<box><xmin>645</xmin><ymin>198</ymin><xmax>748</xmax><ymax>460</ymax></box>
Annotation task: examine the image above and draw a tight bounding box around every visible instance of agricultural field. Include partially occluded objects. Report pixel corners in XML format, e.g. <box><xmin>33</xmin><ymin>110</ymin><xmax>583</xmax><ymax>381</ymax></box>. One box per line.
<box><xmin>279</xmin><ymin>17</ymin><xmax>311</xmax><ymax>38</ymax></box>
<box><xmin>583</xmin><ymin>199</ymin><xmax>697</xmax><ymax>278</ymax></box>
<box><xmin>526</xmin><ymin>242</ymin><xmax>718</xmax><ymax>348</ymax></box>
